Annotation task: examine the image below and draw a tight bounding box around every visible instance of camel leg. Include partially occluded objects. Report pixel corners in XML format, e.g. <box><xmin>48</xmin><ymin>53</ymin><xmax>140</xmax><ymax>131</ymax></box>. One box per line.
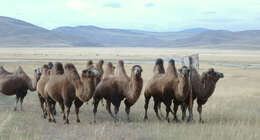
<box><xmin>114</xmin><ymin>105</ymin><xmax>120</xmax><ymax>123</ymax></box>
<box><xmin>20</xmin><ymin>96</ymin><xmax>25</xmax><ymax>111</ymax></box>
<box><xmin>52</xmin><ymin>102</ymin><xmax>57</xmax><ymax>115</ymax></box>
<box><xmin>173</xmin><ymin>102</ymin><xmax>180</xmax><ymax>122</ymax></box>
<box><xmin>181</xmin><ymin>103</ymin><xmax>187</xmax><ymax>121</ymax></box>
<box><xmin>153</xmin><ymin>99</ymin><xmax>161</xmax><ymax>120</ymax></box>
<box><xmin>144</xmin><ymin>96</ymin><xmax>151</xmax><ymax>121</ymax></box>
<box><xmin>64</xmin><ymin>100</ymin><xmax>72</xmax><ymax>124</ymax></box>
<box><xmin>158</xmin><ymin>102</ymin><xmax>165</xmax><ymax>118</ymax></box>
<box><xmin>38</xmin><ymin>94</ymin><xmax>46</xmax><ymax>118</ymax></box>
<box><xmin>74</xmin><ymin>98</ymin><xmax>83</xmax><ymax>123</ymax></box>
<box><xmin>46</xmin><ymin>98</ymin><xmax>55</xmax><ymax>123</ymax></box>
<box><xmin>124</xmin><ymin>100</ymin><xmax>131</xmax><ymax>122</ymax></box>
<box><xmin>59</xmin><ymin>103</ymin><xmax>65</xmax><ymax>120</ymax></box>
<box><xmin>106</xmin><ymin>100</ymin><xmax>115</xmax><ymax>119</ymax></box>
<box><xmin>14</xmin><ymin>96</ymin><xmax>19</xmax><ymax>111</ymax></box>
<box><xmin>197</xmin><ymin>104</ymin><xmax>204</xmax><ymax>123</ymax></box>
<box><xmin>93</xmin><ymin>98</ymin><xmax>100</xmax><ymax>123</ymax></box>
<box><xmin>164</xmin><ymin>100</ymin><xmax>171</xmax><ymax>123</ymax></box>
<box><xmin>187</xmin><ymin>104</ymin><xmax>193</xmax><ymax>123</ymax></box>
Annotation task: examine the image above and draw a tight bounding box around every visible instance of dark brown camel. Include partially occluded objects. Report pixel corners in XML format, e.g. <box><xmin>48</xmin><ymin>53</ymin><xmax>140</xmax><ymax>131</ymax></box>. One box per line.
<box><xmin>181</xmin><ymin>68</ymin><xmax>224</xmax><ymax>123</ymax></box>
<box><xmin>93</xmin><ymin>62</ymin><xmax>143</xmax><ymax>123</ymax></box>
<box><xmin>0</xmin><ymin>66</ymin><xmax>37</xmax><ymax>111</ymax></box>
<box><xmin>144</xmin><ymin>59</ymin><xmax>190</xmax><ymax>122</ymax></box>
<box><xmin>44</xmin><ymin>63</ymin><xmax>97</xmax><ymax>124</ymax></box>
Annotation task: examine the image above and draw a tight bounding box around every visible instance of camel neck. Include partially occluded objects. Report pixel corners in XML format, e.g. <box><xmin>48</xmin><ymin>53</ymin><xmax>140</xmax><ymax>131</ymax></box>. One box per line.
<box><xmin>126</xmin><ymin>76</ymin><xmax>143</xmax><ymax>105</ymax></box>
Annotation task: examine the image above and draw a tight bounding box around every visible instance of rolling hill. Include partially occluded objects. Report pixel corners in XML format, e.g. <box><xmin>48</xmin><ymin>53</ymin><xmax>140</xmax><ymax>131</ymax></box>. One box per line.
<box><xmin>0</xmin><ymin>16</ymin><xmax>260</xmax><ymax>49</ymax></box>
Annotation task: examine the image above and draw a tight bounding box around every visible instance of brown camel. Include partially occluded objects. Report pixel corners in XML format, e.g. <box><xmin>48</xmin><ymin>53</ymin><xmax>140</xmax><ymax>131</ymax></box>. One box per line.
<box><xmin>93</xmin><ymin>62</ymin><xmax>143</xmax><ymax>123</ymax></box>
<box><xmin>181</xmin><ymin>68</ymin><xmax>224</xmax><ymax>123</ymax></box>
<box><xmin>0</xmin><ymin>66</ymin><xmax>37</xmax><ymax>111</ymax></box>
<box><xmin>36</xmin><ymin>63</ymin><xmax>57</xmax><ymax>118</ymax></box>
<box><xmin>144</xmin><ymin>59</ymin><xmax>190</xmax><ymax>122</ymax></box>
<box><xmin>44</xmin><ymin>63</ymin><xmax>97</xmax><ymax>124</ymax></box>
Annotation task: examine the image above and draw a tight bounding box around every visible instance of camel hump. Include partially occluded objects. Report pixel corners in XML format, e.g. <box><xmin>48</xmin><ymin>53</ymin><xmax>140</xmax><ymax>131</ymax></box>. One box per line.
<box><xmin>53</xmin><ymin>62</ymin><xmax>64</xmax><ymax>75</ymax></box>
<box><xmin>153</xmin><ymin>58</ymin><xmax>165</xmax><ymax>74</ymax></box>
<box><xmin>166</xmin><ymin>59</ymin><xmax>177</xmax><ymax>76</ymax></box>
<box><xmin>0</xmin><ymin>66</ymin><xmax>8</xmax><ymax>73</ymax></box>
<box><xmin>15</xmin><ymin>66</ymin><xmax>26</xmax><ymax>75</ymax></box>
<box><xmin>64</xmin><ymin>63</ymin><xmax>81</xmax><ymax>80</ymax></box>
<box><xmin>155</xmin><ymin>58</ymin><xmax>164</xmax><ymax>65</ymax></box>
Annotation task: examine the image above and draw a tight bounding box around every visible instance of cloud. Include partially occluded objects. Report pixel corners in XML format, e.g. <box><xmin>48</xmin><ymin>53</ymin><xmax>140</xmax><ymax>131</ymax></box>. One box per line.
<box><xmin>144</xmin><ymin>2</ymin><xmax>155</xmax><ymax>8</ymax></box>
<box><xmin>66</xmin><ymin>0</ymin><xmax>91</xmax><ymax>11</ymax></box>
<box><xmin>104</xmin><ymin>2</ymin><xmax>121</xmax><ymax>8</ymax></box>
<box><xmin>202</xmin><ymin>11</ymin><xmax>216</xmax><ymax>15</ymax></box>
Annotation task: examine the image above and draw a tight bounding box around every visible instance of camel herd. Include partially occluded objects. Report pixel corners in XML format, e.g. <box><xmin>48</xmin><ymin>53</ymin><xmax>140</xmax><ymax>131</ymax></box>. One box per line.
<box><xmin>0</xmin><ymin>58</ymin><xmax>224</xmax><ymax>124</ymax></box>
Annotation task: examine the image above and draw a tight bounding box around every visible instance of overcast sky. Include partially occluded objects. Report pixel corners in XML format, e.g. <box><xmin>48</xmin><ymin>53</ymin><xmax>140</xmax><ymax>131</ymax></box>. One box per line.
<box><xmin>1</xmin><ymin>0</ymin><xmax>260</xmax><ymax>31</ymax></box>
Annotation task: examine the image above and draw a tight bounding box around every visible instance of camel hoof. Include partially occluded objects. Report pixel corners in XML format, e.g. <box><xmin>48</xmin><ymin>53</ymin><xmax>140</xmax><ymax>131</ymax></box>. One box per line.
<box><xmin>14</xmin><ymin>107</ymin><xmax>17</xmax><ymax>111</ymax></box>
<box><xmin>200</xmin><ymin>120</ymin><xmax>204</xmax><ymax>124</ymax></box>
<box><xmin>48</xmin><ymin>118</ymin><xmax>52</xmax><ymax>122</ymax></box>
<box><xmin>53</xmin><ymin>119</ymin><xmax>56</xmax><ymax>123</ymax></box>
<box><xmin>187</xmin><ymin>118</ymin><xmax>193</xmax><ymax>123</ymax></box>
<box><xmin>76</xmin><ymin>119</ymin><xmax>80</xmax><ymax>123</ymax></box>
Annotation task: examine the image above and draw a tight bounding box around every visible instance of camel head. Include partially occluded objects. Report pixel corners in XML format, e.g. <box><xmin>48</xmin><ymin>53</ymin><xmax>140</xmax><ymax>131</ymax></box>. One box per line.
<box><xmin>79</xmin><ymin>68</ymin><xmax>97</xmax><ymax>102</ymax></box>
<box><xmin>47</xmin><ymin>62</ymin><xmax>53</xmax><ymax>69</ymax></box>
<box><xmin>34</xmin><ymin>67</ymin><xmax>42</xmax><ymax>84</ymax></box>
<box><xmin>131</xmin><ymin>65</ymin><xmax>143</xmax><ymax>80</ymax></box>
<box><xmin>178</xmin><ymin>66</ymin><xmax>190</xmax><ymax>79</ymax></box>
<box><xmin>202</xmin><ymin>68</ymin><xmax>224</xmax><ymax>84</ymax></box>
<box><xmin>153</xmin><ymin>58</ymin><xmax>165</xmax><ymax>74</ymax></box>
<box><xmin>53</xmin><ymin>62</ymin><xmax>64</xmax><ymax>75</ymax></box>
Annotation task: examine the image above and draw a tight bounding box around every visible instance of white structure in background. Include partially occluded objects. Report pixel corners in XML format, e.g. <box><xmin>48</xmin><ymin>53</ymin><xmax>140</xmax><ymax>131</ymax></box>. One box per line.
<box><xmin>182</xmin><ymin>54</ymin><xmax>199</xmax><ymax>71</ymax></box>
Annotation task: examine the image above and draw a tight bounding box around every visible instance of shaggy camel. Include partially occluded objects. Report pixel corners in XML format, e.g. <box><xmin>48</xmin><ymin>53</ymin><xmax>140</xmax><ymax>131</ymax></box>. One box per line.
<box><xmin>181</xmin><ymin>68</ymin><xmax>224</xmax><ymax>123</ymax></box>
<box><xmin>144</xmin><ymin>59</ymin><xmax>190</xmax><ymax>122</ymax></box>
<box><xmin>0</xmin><ymin>66</ymin><xmax>37</xmax><ymax>111</ymax></box>
<box><xmin>36</xmin><ymin>64</ymin><xmax>57</xmax><ymax>118</ymax></box>
<box><xmin>44</xmin><ymin>63</ymin><xmax>97</xmax><ymax>124</ymax></box>
<box><xmin>93</xmin><ymin>61</ymin><xmax>143</xmax><ymax>122</ymax></box>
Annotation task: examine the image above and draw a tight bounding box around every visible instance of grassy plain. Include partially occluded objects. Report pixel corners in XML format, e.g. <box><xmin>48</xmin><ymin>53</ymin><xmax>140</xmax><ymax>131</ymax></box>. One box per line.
<box><xmin>0</xmin><ymin>47</ymin><xmax>259</xmax><ymax>140</ymax></box>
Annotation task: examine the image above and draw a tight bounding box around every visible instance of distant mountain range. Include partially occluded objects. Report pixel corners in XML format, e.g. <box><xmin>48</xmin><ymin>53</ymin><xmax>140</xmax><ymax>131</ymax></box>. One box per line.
<box><xmin>1</xmin><ymin>16</ymin><xmax>260</xmax><ymax>49</ymax></box>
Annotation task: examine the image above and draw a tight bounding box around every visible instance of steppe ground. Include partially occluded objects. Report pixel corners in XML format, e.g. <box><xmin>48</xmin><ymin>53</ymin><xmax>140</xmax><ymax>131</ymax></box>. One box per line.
<box><xmin>0</xmin><ymin>47</ymin><xmax>259</xmax><ymax>140</ymax></box>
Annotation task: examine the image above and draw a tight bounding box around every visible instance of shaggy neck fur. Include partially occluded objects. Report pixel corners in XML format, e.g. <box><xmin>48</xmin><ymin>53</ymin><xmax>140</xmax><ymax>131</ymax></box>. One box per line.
<box><xmin>125</xmin><ymin>72</ymin><xmax>143</xmax><ymax>105</ymax></box>
<box><xmin>174</xmin><ymin>74</ymin><xmax>190</xmax><ymax>101</ymax></box>
<box><xmin>199</xmin><ymin>73</ymin><xmax>217</xmax><ymax>100</ymax></box>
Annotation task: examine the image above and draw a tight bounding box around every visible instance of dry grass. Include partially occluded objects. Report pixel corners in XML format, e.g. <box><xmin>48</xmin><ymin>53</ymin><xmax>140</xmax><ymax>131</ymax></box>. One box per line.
<box><xmin>0</xmin><ymin>47</ymin><xmax>260</xmax><ymax>140</ymax></box>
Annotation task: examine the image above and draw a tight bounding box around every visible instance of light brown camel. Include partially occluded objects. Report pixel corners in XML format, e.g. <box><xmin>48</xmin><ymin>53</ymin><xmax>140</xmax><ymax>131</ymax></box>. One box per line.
<box><xmin>181</xmin><ymin>68</ymin><xmax>224</xmax><ymax>123</ymax></box>
<box><xmin>36</xmin><ymin>63</ymin><xmax>57</xmax><ymax>118</ymax></box>
<box><xmin>93</xmin><ymin>62</ymin><xmax>143</xmax><ymax>123</ymax></box>
<box><xmin>44</xmin><ymin>63</ymin><xmax>97</xmax><ymax>124</ymax></box>
<box><xmin>0</xmin><ymin>66</ymin><xmax>37</xmax><ymax>111</ymax></box>
<box><xmin>144</xmin><ymin>59</ymin><xmax>190</xmax><ymax>122</ymax></box>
